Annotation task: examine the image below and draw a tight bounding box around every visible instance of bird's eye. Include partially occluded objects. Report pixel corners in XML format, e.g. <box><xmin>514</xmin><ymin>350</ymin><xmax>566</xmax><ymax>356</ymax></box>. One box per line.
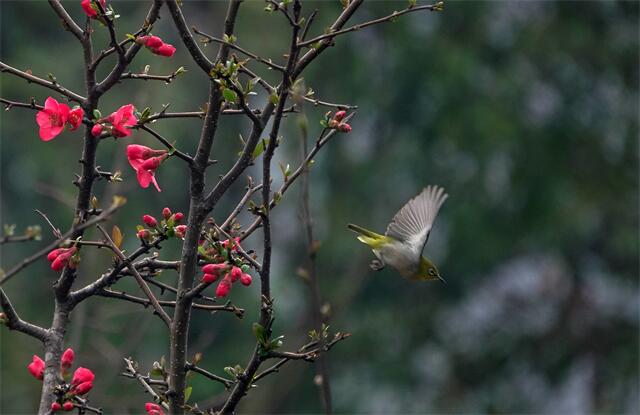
<box><xmin>428</xmin><ymin>268</ymin><xmax>436</xmax><ymax>276</ymax></box>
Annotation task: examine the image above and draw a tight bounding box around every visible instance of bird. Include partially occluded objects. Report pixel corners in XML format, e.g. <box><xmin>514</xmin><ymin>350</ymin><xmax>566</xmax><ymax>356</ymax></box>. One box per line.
<box><xmin>347</xmin><ymin>185</ymin><xmax>448</xmax><ymax>282</ymax></box>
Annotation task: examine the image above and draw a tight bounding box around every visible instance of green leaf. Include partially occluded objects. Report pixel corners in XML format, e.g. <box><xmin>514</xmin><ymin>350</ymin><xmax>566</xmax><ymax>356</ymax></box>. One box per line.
<box><xmin>252</xmin><ymin>139</ymin><xmax>269</xmax><ymax>159</ymax></box>
<box><xmin>93</xmin><ymin>109</ymin><xmax>102</xmax><ymax>120</ymax></box>
<box><xmin>184</xmin><ymin>386</ymin><xmax>192</xmax><ymax>403</ymax></box>
<box><xmin>125</xmin><ymin>33</ymin><xmax>137</xmax><ymax>40</ymax></box>
<box><xmin>269</xmin><ymin>94</ymin><xmax>280</xmax><ymax>105</ymax></box>
<box><xmin>223</xmin><ymin>88</ymin><xmax>238</xmax><ymax>104</ymax></box>
<box><xmin>252</xmin><ymin>323</ymin><xmax>268</xmax><ymax>346</ymax></box>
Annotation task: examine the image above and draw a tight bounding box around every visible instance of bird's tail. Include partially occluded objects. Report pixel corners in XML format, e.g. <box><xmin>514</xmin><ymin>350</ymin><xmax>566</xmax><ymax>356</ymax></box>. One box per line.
<box><xmin>347</xmin><ymin>224</ymin><xmax>387</xmax><ymax>248</ymax></box>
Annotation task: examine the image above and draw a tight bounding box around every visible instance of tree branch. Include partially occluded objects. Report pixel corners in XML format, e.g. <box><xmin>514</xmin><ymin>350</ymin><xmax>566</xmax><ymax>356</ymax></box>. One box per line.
<box><xmin>0</xmin><ymin>288</ymin><xmax>49</xmax><ymax>342</ymax></box>
<box><xmin>0</xmin><ymin>61</ymin><xmax>85</xmax><ymax>102</ymax></box>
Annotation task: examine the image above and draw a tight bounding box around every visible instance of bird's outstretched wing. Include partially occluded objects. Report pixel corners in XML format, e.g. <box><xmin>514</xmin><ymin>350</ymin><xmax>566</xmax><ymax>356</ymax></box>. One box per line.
<box><xmin>385</xmin><ymin>185</ymin><xmax>448</xmax><ymax>255</ymax></box>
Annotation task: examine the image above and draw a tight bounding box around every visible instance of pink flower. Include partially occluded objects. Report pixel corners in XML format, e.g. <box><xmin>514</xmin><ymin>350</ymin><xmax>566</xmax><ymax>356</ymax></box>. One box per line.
<box><xmin>222</xmin><ymin>237</ymin><xmax>241</xmax><ymax>251</ymax></box>
<box><xmin>107</xmin><ymin>104</ymin><xmax>137</xmax><ymax>138</ymax></box>
<box><xmin>240</xmin><ymin>273</ymin><xmax>252</xmax><ymax>286</ymax></box>
<box><xmin>140</xmin><ymin>35</ymin><xmax>163</xmax><ymax>49</ymax></box>
<box><xmin>36</xmin><ymin>97</ymin><xmax>70</xmax><ymax>141</ymax></box>
<box><xmin>337</xmin><ymin>123</ymin><xmax>352</xmax><ymax>133</ymax></box>
<box><xmin>162</xmin><ymin>207</ymin><xmax>172</xmax><ymax>219</ymax></box>
<box><xmin>62</xmin><ymin>401</ymin><xmax>74</xmax><ymax>411</ymax></box>
<box><xmin>27</xmin><ymin>355</ymin><xmax>45</xmax><ymax>380</ymax></box>
<box><xmin>215</xmin><ymin>278</ymin><xmax>232</xmax><ymax>297</ymax></box>
<box><xmin>126</xmin><ymin>145</ymin><xmax>168</xmax><ymax>191</ymax></box>
<box><xmin>71</xmin><ymin>367</ymin><xmax>95</xmax><ymax>387</ymax></box>
<box><xmin>173</xmin><ymin>212</ymin><xmax>184</xmax><ymax>223</ymax></box>
<box><xmin>51</xmin><ymin>402</ymin><xmax>62</xmax><ymax>412</ymax></box>
<box><xmin>91</xmin><ymin>123</ymin><xmax>103</xmax><ymax>137</ymax></box>
<box><xmin>175</xmin><ymin>225</ymin><xmax>187</xmax><ymax>239</ymax></box>
<box><xmin>47</xmin><ymin>247</ymin><xmax>77</xmax><ymax>271</ymax></box>
<box><xmin>145</xmin><ymin>402</ymin><xmax>165</xmax><ymax>415</ymax></box>
<box><xmin>143</xmin><ymin>215</ymin><xmax>158</xmax><ymax>228</ymax></box>
<box><xmin>72</xmin><ymin>381</ymin><xmax>93</xmax><ymax>395</ymax></box>
<box><xmin>61</xmin><ymin>348</ymin><xmax>74</xmax><ymax>372</ymax></box>
<box><xmin>333</xmin><ymin>110</ymin><xmax>347</xmax><ymax>122</ymax></box>
<box><xmin>81</xmin><ymin>0</ymin><xmax>106</xmax><ymax>19</ymax></box>
<box><xmin>230</xmin><ymin>266</ymin><xmax>242</xmax><ymax>282</ymax></box>
<box><xmin>68</xmin><ymin>107</ymin><xmax>84</xmax><ymax>131</ymax></box>
<box><xmin>154</xmin><ymin>44</ymin><xmax>176</xmax><ymax>57</ymax></box>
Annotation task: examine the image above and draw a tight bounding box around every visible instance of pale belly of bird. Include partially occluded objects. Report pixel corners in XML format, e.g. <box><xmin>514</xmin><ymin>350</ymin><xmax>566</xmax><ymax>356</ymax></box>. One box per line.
<box><xmin>375</xmin><ymin>240</ymin><xmax>420</xmax><ymax>279</ymax></box>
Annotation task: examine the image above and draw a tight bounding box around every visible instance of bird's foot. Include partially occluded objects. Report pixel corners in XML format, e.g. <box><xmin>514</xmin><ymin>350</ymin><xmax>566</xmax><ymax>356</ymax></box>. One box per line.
<box><xmin>369</xmin><ymin>259</ymin><xmax>385</xmax><ymax>271</ymax></box>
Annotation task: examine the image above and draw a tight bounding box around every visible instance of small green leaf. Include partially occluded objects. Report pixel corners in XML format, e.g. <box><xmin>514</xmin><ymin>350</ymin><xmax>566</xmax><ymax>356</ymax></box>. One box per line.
<box><xmin>252</xmin><ymin>139</ymin><xmax>269</xmax><ymax>159</ymax></box>
<box><xmin>252</xmin><ymin>322</ymin><xmax>267</xmax><ymax>346</ymax></box>
<box><xmin>269</xmin><ymin>94</ymin><xmax>280</xmax><ymax>105</ymax></box>
<box><xmin>93</xmin><ymin>109</ymin><xmax>102</xmax><ymax>120</ymax></box>
<box><xmin>223</xmin><ymin>88</ymin><xmax>238</xmax><ymax>104</ymax></box>
<box><xmin>184</xmin><ymin>386</ymin><xmax>192</xmax><ymax>403</ymax></box>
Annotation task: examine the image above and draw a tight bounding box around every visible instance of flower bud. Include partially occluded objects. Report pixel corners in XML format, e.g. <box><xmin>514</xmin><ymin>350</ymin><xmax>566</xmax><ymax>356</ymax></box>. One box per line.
<box><xmin>333</xmin><ymin>110</ymin><xmax>347</xmax><ymax>121</ymax></box>
<box><xmin>142</xmin><ymin>215</ymin><xmax>158</xmax><ymax>228</ymax></box>
<box><xmin>175</xmin><ymin>225</ymin><xmax>187</xmax><ymax>239</ymax></box>
<box><xmin>72</xmin><ymin>381</ymin><xmax>93</xmax><ymax>395</ymax></box>
<box><xmin>71</xmin><ymin>367</ymin><xmax>95</xmax><ymax>387</ymax></box>
<box><xmin>27</xmin><ymin>355</ymin><xmax>45</xmax><ymax>380</ymax></box>
<box><xmin>327</xmin><ymin>119</ymin><xmax>339</xmax><ymax>128</ymax></box>
<box><xmin>145</xmin><ymin>36</ymin><xmax>163</xmax><ymax>48</ymax></box>
<box><xmin>240</xmin><ymin>273</ymin><xmax>252</xmax><ymax>286</ymax></box>
<box><xmin>202</xmin><ymin>263</ymin><xmax>226</xmax><ymax>275</ymax></box>
<box><xmin>61</xmin><ymin>348</ymin><xmax>74</xmax><ymax>371</ymax></box>
<box><xmin>215</xmin><ymin>278</ymin><xmax>232</xmax><ymax>297</ymax></box>
<box><xmin>91</xmin><ymin>123</ymin><xmax>103</xmax><ymax>137</ymax></box>
<box><xmin>51</xmin><ymin>256</ymin><xmax>67</xmax><ymax>271</ymax></box>
<box><xmin>137</xmin><ymin>229</ymin><xmax>150</xmax><ymax>240</ymax></box>
<box><xmin>155</xmin><ymin>43</ymin><xmax>176</xmax><ymax>57</ymax></box>
<box><xmin>62</xmin><ymin>401</ymin><xmax>74</xmax><ymax>411</ymax></box>
<box><xmin>173</xmin><ymin>212</ymin><xmax>184</xmax><ymax>223</ymax></box>
<box><xmin>145</xmin><ymin>402</ymin><xmax>165</xmax><ymax>415</ymax></box>
<box><xmin>47</xmin><ymin>248</ymin><xmax>66</xmax><ymax>262</ymax></box>
<box><xmin>202</xmin><ymin>273</ymin><xmax>218</xmax><ymax>284</ymax></box>
<box><xmin>162</xmin><ymin>207</ymin><xmax>172</xmax><ymax>219</ymax></box>
<box><xmin>230</xmin><ymin>266</ymin><xmax>242</xmax><ymax>282</ymax></box>
<box><xmin>51</xmin><ymin>402</ymin><xmax>62</xmax><ymax>412</ymax></box>
<box><xmin>337</xmin><ymin>123</ymin><xmax>352</xmax><ymax>133</ymax></box>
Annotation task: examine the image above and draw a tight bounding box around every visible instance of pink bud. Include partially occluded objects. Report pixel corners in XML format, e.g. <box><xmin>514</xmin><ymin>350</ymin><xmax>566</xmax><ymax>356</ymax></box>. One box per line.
<box><xmin>61</xmin><ymin>348</ymin><xmax>74</xmax><ymax>371</ymax></box>
<box><xmin>337</xmin><ymin>123</ymin><xmax>352</xmax><ymax>133</ymax></box>
<box><xmin>137</xmin><ymin>229</ymin><xmax>150</xmax><ymax>239</ymax></box>
<box><xmin>230</xmin><ymin>266</ymin><xmax>242</xmax><ymax>282</ymax></box>
<box><xmin>240</xmin><ymin>273</ymin><xmax>252</xmax><ymax>286</ymax></box>
<box><xmin>145</xmin><ymin>36</ymin><xmax>163</xmax><ymax>49</ymax></box>
<box><xmin>51</xmin><ymin>402</ymin><xmax>62</xmax><ymax>412</ymax></box>
<box><xmin>202</xmin><ymin>263</ymin><xmax>226</xmax><ymax>275</ymax></box>
<box><xmin>175</xmin><ymin>225</ymin><xmax>187</xmax><ymax>239</ymax></box>
<box><xmin>142</xmin><ymin>215</ymin><xmax>158</xmax><ymax>228</ymax></box>
<box><xmin>333</xmin><ymin>110</ymin><xmax>347</xmax><ymax>121</ymax></box>
<box><xmin>72</xmin><ymin>381</ymin><xmax>93</xmax><ymax>395</ymax></box>
<box><xmin>51</xmin><ymin>256</ymin><xmax>67</xmax><ymax>271</ymax></box>
<box><xmin>47</xmin><ymin>248</ymin><xmax>66</xmax><ymax>262</ymax></box>
<box><xmin>215</xmin><ymin>278</ymin><xmax>232</xmax><ymax>297</ymax></box>
<box><xmin>155</xmin><ymin>43</ymin><xmax>176</xmax><ymax>57</ymax></box>
<box><xmin>145</xmin><ymin>402</ymin><xmax>165</xmax><ymax>415</ymax></box>
<box><xmin>91</xmin><ymin>123</ymin><xmax>103</xmax><ymax>137</ymax></box>
<box><xmin>173</xmin><ymin>212</ymin><xmax>184</xmax><ymax>223</ymax></box>
<box><xmin>71</xmin><ymin>367</ymin><xmax>95</xmax><ymax>387</ymax></box>
<box><xmin>162</xmin><ymin>207</ymin><xmax>172</xmax><ymax>219</ymax></box>
<box><xmin>202</xmin><ymin>273</ymin><xmax>218</xmax><ymax>284</ymax></box>
<box><xmin>27</xmin><ymin>355</ymin><xmax>45</xmax><ymax>380</ymax></box>
<box><xmin>327</xmin><ymin>119</ymin><xmax>339</xmax><ymax>128</ymax></box>
<box><xmin>62</xmin><ymin>401</ymin><xmax>74</xmax><ymax>411</ymax></box>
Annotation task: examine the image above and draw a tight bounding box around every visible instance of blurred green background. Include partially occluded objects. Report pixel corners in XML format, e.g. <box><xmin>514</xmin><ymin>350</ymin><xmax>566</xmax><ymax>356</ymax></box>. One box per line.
<box><xmin>1</xmin><ymin>1</ymin><xmax>638</xmax><ymax>414</ymax></box>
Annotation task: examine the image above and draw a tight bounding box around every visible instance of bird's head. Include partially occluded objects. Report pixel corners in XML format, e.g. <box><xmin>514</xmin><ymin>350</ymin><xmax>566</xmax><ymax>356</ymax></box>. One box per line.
<box><xmin>418</xmin><ymin>257</ymin><xmax>446</xmax><ymax>283</ymax></box>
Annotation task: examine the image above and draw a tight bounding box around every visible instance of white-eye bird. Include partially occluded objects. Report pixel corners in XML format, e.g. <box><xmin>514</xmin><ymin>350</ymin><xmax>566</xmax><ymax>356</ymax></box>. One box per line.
<box><xmin>348</xmin><ymin>185</ymin><xmax>448</xmax><ymax>282</ymax></box>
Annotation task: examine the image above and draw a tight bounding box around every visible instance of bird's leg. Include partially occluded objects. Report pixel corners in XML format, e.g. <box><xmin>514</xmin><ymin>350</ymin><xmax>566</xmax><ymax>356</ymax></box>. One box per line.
<box><xmin>369</xmin><ymin>259</ymin><xmax>385</xmax><ymax>271</ymax></box>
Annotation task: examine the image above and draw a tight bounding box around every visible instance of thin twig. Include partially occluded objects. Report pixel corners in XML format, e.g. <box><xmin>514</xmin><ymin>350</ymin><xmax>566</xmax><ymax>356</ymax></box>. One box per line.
<box><xmin>220</xmin><ymin>180</ymin><xmax>263</xmax><ymax>231</ymax></box>
<box><xmin>123</xmin><ymin>358</ymin><xmax>169</xmax><ymax>411</ymax></box>
<box><xmin>137</xmin><ymin>125</ymin><xmax>194</xmax><ymax>164</ymax></box>
<box><xmin>186</xmin><ymin>362</ymin><xmax>235</xmax><ymax>389</ymax></box>
<box><xmin>96</xmin><ymin>225</ymin><xmax>173</xmax><ymax>328</ymax></box>
<box><xmin>0</xmin><ymin>288</ymin><xmax>49</xmax><ymax>342</ymax></box>
<box><xmin>0</xmin><ymin>61</ymin><xmax>85</xmax><ymax>102</ymax></box>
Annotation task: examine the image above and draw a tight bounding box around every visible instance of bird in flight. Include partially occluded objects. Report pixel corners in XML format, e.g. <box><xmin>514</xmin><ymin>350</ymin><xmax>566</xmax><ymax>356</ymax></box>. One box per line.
<box><xmin>348</xmin><ymin>185</ymin><xmax>448</xmax><ymax>282</ymax></box>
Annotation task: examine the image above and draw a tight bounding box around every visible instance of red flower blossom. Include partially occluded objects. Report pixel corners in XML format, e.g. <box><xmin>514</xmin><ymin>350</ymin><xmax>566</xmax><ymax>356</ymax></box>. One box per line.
<box><xmin>240</xmin><ymin>273</ymin><xmax>252</xmax><ymax>286</ymax></box>
<box><xmin>175</xmin><ymin>225</ymin><xmax>187</xmax><ymax>239</ymax></box>
<box><xmin>71</xmin><ymin>367</ymin><xmax>95</xmax><ymax>387</ymax></box>
<box><xmin>145</xmin><ymin>402</ymin><xmax>165</xmax><ymax>415</ymax></box>
<box><xmin>230</xmin><ymin>266</ymin><xmax>242</xmax><ymax>282</ymax></box>
<box><xmin>68</xmin><ymin>107</ymin><xmax>84</xmax><ymax>131</ymax></box>
<box><xmin>61</xmin><ymin>348</ymin><xmax>74</xmax><ymax>372</ymax></box>
<box><xmin>155</xmin><ymin>43</ymin><xmax>176</xmax><ymax>57</ymax></box>
<box><xmin>215</xmin><ymin>278</ymin><xmax>232</xmax><ymax>298</ymax></box>
<box><xmin>27</xmin><ymin>355</ymin><xmax>45</xmax><ymax>380</ymax></box>
<box><xmin>72</xmin><ymin>381</ymin><xmax>93</xmax><ymax>395</ymax></box>
<box><xmin>173</xmin><ymin>212</ymin><xmax>184</xmax><ymax>223</ymax></box>
<box><xmin>143</xmin><ymin>215</ymin><xmax>158</xmax><ymax>228</ymax></box>
<box><xmin>91</xmin><ymin>123</ymin><xmax>103</xmax><ymax>137</ymax></box>
<box><xmin>126</xmin><ymin>145</ymin><xmax>168</xmax><ymax>191</ymax></box>
<box><xmin>36</xmin><ymin>97</ymin><xmax>70</xmax><ymax>141</ymax></box>
<box><xmin>139</xmin><ymin>35</ymin><xmax>163</xmax><ymax>48</ymax></box>
<box><xmin>47</xmin><ymin>247</ymin><xmax>77</xmax><ymax>271</ymax></box>
<box><xmin>333</xmin><ymin>110</ymin><xmax>347</xmax><ymax>121</ymax></box>
<box><xmin>107</xmin><ymin>104</ymin><xmax>137</xmax><ymax>138</ymax></box>
<box><xmin>222</xmin><ymin>237</ymin><xmax>241</xmax><ymax>251</ymax></box>
<box><xmin>162</xmin><ymin>207</ymin><xmax>172</xmax><ymax>219</ymax></box>
<box><xmin>62</xmin><ymin>401</ymin><xmax>74</xmax><ymax>411</ymax></box>
<box><xmin>51</xmin><ymin>402</ymin><xmax>62</xmax><ymax>412</ymax></box>
<box><xmin>81</xmin><ymin>0</ymin><xmax>106</xmax><ymax>19</ymax></box>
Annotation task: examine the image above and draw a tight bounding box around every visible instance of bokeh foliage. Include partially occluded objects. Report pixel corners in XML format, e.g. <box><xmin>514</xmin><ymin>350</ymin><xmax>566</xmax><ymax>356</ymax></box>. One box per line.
<box><xmin>1</xmin><ymin>1</ymin><xmax>638</xmax><ymax>413</ymax></box>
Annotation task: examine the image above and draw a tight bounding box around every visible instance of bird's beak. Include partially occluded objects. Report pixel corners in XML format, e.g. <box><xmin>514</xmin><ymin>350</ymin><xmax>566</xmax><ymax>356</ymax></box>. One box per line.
<box><xmin>438</xmin><ymin>275</ymin><xmax>447</xmax><ymax>284</ymax></box>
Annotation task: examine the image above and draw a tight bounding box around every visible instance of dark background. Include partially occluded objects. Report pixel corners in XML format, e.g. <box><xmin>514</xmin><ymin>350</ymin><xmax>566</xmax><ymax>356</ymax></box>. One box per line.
<box><xmin>1</xmin><ymin>1</ymin><xmax>638</xmax><ymax>413</ymax></box>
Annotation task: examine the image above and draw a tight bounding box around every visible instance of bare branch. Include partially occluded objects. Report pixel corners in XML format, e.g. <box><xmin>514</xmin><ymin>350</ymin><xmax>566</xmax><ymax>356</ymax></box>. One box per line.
<box><xmin>137</xmin><ymin>125</ymin><xmax>194</xmax><ymax>164</ymax></box>
<box><xmin>47</xmin><ymin>0</ymin><xmax>84</xmax><ymax>42</ymax></box>
<box><xmin>0</xmin><ymin>288</ymin><xmax>49</xmax><ymax>342</ymax></box>
<box><xmin>186</xmin><ymin>362</ymin><xmax>235</xmax><ymax>389</ymax></box>
<box><xmin>221</xmin><ymin>180</ymin><xmax>263</xmax><ymax>231</ymax></box>
<box><xmin>0</xmin><ymin>61</ymin><xmax>85</xmax><ymax>102</ymax></box>
<box><xmin>96</xmin><ymin>225</ymin><xmax>173</xmax><ymax>328</ymax></box>
<box><xmin>124</xmin><ymin>358</ymin><xmax>169</xmax><ymax>411</ymax></box>
<box><xmin>165</xmin><ymin>0</ymin><xmax>214</xmax><ymax>73</ymax></box>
